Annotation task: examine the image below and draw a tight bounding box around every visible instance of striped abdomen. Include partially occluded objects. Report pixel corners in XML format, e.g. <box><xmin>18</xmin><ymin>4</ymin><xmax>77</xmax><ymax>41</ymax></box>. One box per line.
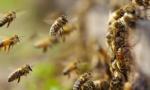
<box><xmin>8</xmin><ymin>69</ymin><xmax>28</xmax><ymax>82</ymax></box>
<box><xmin>0</xmin><ymin>17</ymin><xmax>8</xmax><ymax>27</ymax></box>
<box><xmin>49</xmin><ymin>16</ymin><xmax>68</xmax><ymax>36</ymax></box>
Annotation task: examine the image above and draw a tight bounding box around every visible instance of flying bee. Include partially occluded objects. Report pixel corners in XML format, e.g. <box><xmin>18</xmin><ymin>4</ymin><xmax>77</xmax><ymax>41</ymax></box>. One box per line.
<box><xmin>73</xmin><ymin>72</ymin><xmax>92</xmax><ymax>90</ymax></box>
<box><xmin>34</xmin><ymin>37</ymin><xmax>58</xmax><ymax>53</ymax></box>
<box><xmin>8</xmin><ymin>64</ymin><xmax>32</xmax><ymax>83</ymax></box>
<box><xmin>0</xmin><ymin>11</ymin><xmax>16</xmax><ymax>28</ymax></box>
<box><xmin>49</xmin><ymin>15</ymin><xmax>68</xmax><ymax>38</ymax></box>
<box><xmin>0</xmin><ymin>35</ymin><xmax>20</xmax><ymax>52</ymax></box>
<box><xmin>63</xmin><ymin>60</ymin><xmax>79</xmax><ymax>78</ymax></box>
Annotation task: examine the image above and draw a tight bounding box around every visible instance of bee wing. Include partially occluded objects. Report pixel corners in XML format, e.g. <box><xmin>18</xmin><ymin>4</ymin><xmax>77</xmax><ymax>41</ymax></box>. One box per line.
<box><xmin>0</xmin><ymin>36</ymin><xmax>6</xmax><ymax>43</ymax></box>
<box><xmin>7</xmin><ymin>66</ymin><xmax>17</xmax><ymax>77</ymax></box>
<box><xmin>43</xmin><ymin>11</ymin><xmax>65</xmax><ymax>25</ymax></box>
<box><xmin>15</xmin><ymin>11</ymin><xmax>27</xmax><ymax>18</ymax></box>
<box><xmin>0</xmin><ymin>10</ymin><xmax>27</xmax><ymax>18</ymax></box>
<box><xmin>43</xmin><ymin>17</ymin><xmax>53</xmax><ymax>26</ymax></box>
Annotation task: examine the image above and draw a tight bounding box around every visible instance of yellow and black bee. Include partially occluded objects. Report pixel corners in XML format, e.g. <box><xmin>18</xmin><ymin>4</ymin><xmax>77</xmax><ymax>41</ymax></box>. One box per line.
<box><xmin>63</xmin><ymin>60</ymin><xmax>79</xmax><ymax>78</ymax></box>
<box><xmin>49</xmin><ymin>15</ymin><xmax>68</xmax><ymax>38</ymax></box>
<box><xmin>0</xmin><ymin>35</ymin><xmax>20</xmax><ymax>52</ymax></box>
<box><xmin>0</xmin><ymin>11</ymin><xmax>16</xmax><ymax>28</ymax></box>
<box><xmin>73</xmin><ymin>72</ymin><xmax>92</xmax><ymax>90</ymax></box>
<box><xmin>8</xmin><ymin>64</ymin><xmax>32</xmax><ymax>83</ymax></box>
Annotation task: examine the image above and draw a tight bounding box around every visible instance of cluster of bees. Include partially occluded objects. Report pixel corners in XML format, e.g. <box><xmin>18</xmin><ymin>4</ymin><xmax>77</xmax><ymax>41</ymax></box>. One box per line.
<box><xmin>73</xmin><ymin>72</ymin><xmax>110</xmax><ymax>90</ymax></box>
<box><xmin>61</xmin><ymin>0</ymin><xmax>149</xmax><ymax>90</ymax></box>
<box><xmin>0</xmin><ymin>0</ymin><xmax>149</xmax><ymax>89</ymax></box>
<box><xmin>106</xmin><ymin>0</ymin><xmax>150</xmax><ymax>90</ymax></box>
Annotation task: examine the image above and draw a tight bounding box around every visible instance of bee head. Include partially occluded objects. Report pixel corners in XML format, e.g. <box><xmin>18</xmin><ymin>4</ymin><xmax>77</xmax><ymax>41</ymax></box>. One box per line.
<box><xmin>14</xmin><ymin>35</ymin><xmax>20</xmax><ymax>43</ymax></box>
<box><xmin>60</xmin><ymin>15</ymin><xmax>68</xmax><ymax>22</ymax></box>
<box><xmin>26</xmin><ymin>64</ymin><xmax>32</xmax><ymax>71</ymax></box>
<box><xmin>10</xmin><ymin>11</ymin><xmax>16</xmax><ymax>18</ymax></box>
<box><xmin>62</xmin><ymin>70</ymin><xmax>68</xmax><ymax>75</ymax></box>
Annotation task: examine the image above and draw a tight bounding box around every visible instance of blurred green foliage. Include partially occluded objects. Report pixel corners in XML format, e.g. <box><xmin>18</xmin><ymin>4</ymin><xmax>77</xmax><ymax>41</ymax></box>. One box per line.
<box><xmin>0</xmin><ymin>0</ymin><xmax>21</xmax><ymax>10</ymax></box>
<box><xmin>25</xmin><ymin>62</ymin><xmax>64</xmax><ymax>90</ymax></box>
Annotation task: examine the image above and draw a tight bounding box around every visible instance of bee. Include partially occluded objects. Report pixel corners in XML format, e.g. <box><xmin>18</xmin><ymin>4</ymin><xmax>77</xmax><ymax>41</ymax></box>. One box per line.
<box><xmin>34</xmin><ymin>37</ymin><xmax>58</xmax><ymax>53</ymax></box>
<box><xmin>0</xmin><ymin>35</ymin><xmax>20</xmax><ymax>52</ymax></box>
<box><xmin>63</xmin><ymin>60</ymin><xmax>79</xmax><ymax>78</ymax></box>
<box><xmin>122</xmin><ymin>14</ymin><xmax>137</xmax><ymax>28</ymax></box>
<box><xmin>106</xmin><ymin>27</ymin><xmax>116</xmax><ymax>49</ymax></box>
<box><xmin>131</xmin><ymin>0</ymin><xmax>150</xmax><ymax>7</ymax></box>
<box><xmin>123</xmin><ymin>3</ymin><xmax>137</xmax><ymax>15</ymax></box>
<box><xmin>73</xmin><ymin>72</ymin><xmax>92</xmax><ymax>90</ymax></box>
<box><xmin>108</xmin><ymin>8</ymin><xmax>125</xmax><ymax>25</ymax></box>
<box><xmin>0</xmin><ymin>11</ymin><xmax>16</xmax><ymax>28</ymax></box>
<box><xmin>59</xmin><ymin>24</ymin><xmax>77</xmax><ymax>41</ymax></box>
<box><xmin>82</xmin><ymin>80</ymin><xmax>95</xmax><ymax>90</ymax></box>
<box><xmin>8</xmin><ymin>64</ymin><xmax>32</xmax><ymax>83</ymax></box>
<box><xmin>49</xmin><ymin>15</ymin><xmax>68</xmax><ymax>38</ymax></box>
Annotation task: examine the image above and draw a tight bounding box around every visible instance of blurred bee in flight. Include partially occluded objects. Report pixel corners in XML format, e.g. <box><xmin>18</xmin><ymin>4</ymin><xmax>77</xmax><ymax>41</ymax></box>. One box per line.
<box><xmin>49</xmin><ymin>15</ymin><xmax>68</xmax><ymax>39</ymax></box>
<box><xmin>0</xmin><ymin>11</ymin><xmax>16</xmax><ymax>28</ymax></box>
<box><xmin>34</xmin><ymin>37</ymin><xmax>58</xmax><ymax>53</ymax></box>
<box><xmin>0</xmin><ymin>35</ymin><xmax>20</xmax><ymax>52</ymax></box>
<box><xmin>8</xmin><ymin>64</ymin><xmax>32</xmax><ymax>83</ymax></box>
<box><xmin>63</xmin><ymin>60</ymin><xmax>79</xmax><ymax>78</ymax></box>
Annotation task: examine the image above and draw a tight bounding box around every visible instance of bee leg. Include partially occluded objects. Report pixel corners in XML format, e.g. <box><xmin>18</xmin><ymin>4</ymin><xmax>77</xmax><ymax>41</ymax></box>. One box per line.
<box><xmin>7</xmin><ymin>20</ymin><xmax>12</xmax><ymax>28</ymax></box>
<box><xmin>7</xmin><ymin>45</ymin><xmax>11</xmax><ymax>53</ymax></box>
<box><xmin>43</xmin><ymin>47</ymin><xmax>47</xmax><ymax>53</ymax></box>
<box><xmin>62</xmin><ymin>36</ymin><xmax>65</xmax><ymax>42</ymax></box>
<box><xmin>60</xmin><ymin>28</ymin><xmax>65</xmax><ymax>42</ymax></box>
<box><xmin>17</xmin><ymin>77</ymin><xmax>20</xmax><ymax>83</ymax></box>
<box><xmin>75</xmin><ymin>69</ymin><xmax>79</xmax><ymax>76</ymax></box>
<box><xmin>67</xmin><ymin>73</ymin><xmax>71</xmax><ymax>79</ymax></box>
<box><xmin>4</xmin><ymin>46</ymin><xmax>7</xmax><ymax>52</ymax></box>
